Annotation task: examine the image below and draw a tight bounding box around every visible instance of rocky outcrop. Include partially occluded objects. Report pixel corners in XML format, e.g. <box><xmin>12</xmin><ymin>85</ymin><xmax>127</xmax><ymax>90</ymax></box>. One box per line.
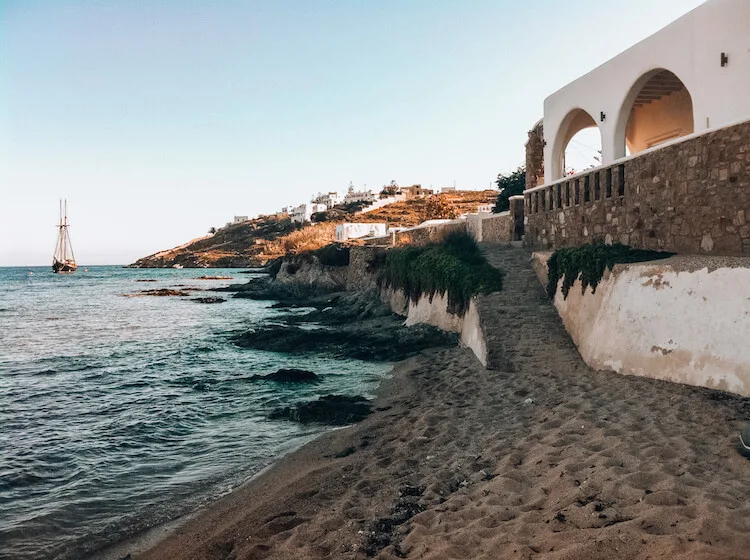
<box><xmin>251</xmin><ymin>369</ymin><xmax>319</xmax><ymax>383</ymax></box>
<box><xmin>268</xmin><ymin>395</ymin><xmax>372</xmax><ymax>425</ymax></box>
<box><xmin>191</xmin><ymin>296</ymin><xmax>226</xmax><ymax>304</ymax></box>
<box><xmin>234</xmin><ymin>320</ymin><xmax>455</xmax><ymax>362</ymax></box>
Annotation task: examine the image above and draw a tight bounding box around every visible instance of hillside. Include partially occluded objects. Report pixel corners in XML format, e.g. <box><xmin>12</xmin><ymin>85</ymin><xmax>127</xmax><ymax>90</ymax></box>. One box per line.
<box><xmin>128</xmin><ymin>190</ymin><xmax>497</xmax><ymax>268</ymax></box>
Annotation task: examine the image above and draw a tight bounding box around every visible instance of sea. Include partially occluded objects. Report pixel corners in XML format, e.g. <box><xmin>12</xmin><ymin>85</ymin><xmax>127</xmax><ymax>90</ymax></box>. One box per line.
<box><xmin>0</xmin><ymin>266</ymin><xmax>391</xmax><ymax>560</ymax></box>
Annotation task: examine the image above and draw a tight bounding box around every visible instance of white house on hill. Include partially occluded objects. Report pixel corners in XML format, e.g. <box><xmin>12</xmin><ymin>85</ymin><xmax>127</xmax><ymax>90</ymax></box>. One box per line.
<box><xmin>343</xmin><ymin>184</ymin><xmax>377</xmax><ymax>204</ymax></box>
<box><xmin>289</xmin><ymin>203</ymin><xmax>327</xmax><ymax>224</ymax></box>
<box><xmin>312</xmin><ymin>192</ymin><xmax>341</xmax><ymax>207</ymax></box>
<box><xmin>335</xmin><ymin>223</ymin><xmax>387</xmax><ymax>242</ymax></box>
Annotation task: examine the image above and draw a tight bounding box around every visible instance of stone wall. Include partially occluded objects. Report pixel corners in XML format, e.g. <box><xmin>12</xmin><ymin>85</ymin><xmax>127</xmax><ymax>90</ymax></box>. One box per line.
<box><xmin>531</xmin><ymin>252</ymin><xmax>750</xmax><ymax>396</ymax></box>
<box><xmin>479</xmin><ymin>213</ymin><xmax>512</xmax><ymax>243</ymax></box>
<box><xmin>524</xmin><ymin>119</ymin><xmax>750</xmax><ymax>255</ymax></box>
<box><xmin>275</xmin><ymin>246</ymin><xmax>384</xmax><ymax>292</ymax></box>
<box><xmin>393</xmin><ymin>220</ymin><xmax>467</xmax><ymax>246</ymax></box>
<box><xmin>525</xmin><ymin>121</ymin><xmax>545</xmax><ymax>191</ymax></box>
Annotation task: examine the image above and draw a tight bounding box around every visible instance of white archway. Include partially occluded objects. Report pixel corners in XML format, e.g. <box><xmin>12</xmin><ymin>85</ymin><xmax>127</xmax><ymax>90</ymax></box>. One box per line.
<box><xmin>550</xmin><ymin>108</ymin><xmax>602</xmax><ymax>181</ymax></box>
<box><xmin>615</xmin><ymin>69</ymin><xmax>694</xmax><ymax>158</ymax></box>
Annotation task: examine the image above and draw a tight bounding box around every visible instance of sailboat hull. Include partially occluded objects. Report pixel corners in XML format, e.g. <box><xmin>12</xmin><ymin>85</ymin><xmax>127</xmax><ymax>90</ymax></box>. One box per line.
<box><xmin>52</xmin><ymin>260</ymin><xmax>77</xmax><ymax>273</ymax></box>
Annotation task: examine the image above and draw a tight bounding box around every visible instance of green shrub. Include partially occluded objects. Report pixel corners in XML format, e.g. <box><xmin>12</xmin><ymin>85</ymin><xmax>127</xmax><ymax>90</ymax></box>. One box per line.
<box><xmin>493</xmin><ymin>167</ymin><xmax>525</xmax><ymax>213</ymax></box>
<box><xmin>546</xmin><ymin>242</ymin><xmax>674</xmax><ymax>300</ymax></box>
<box><xmin>379</xmin><ymin>232</ymin><xmax>503</xmax><ymax>315</ymax></box>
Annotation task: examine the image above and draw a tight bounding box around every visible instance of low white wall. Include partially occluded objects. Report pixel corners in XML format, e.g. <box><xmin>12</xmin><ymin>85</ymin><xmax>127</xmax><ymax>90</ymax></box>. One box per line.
<box><xmin>381</xmin><ymin>288</ymin><xmax>487</xmax><ymax>367</ymax></box>
<box><xmin>532</xmin><ymin>253</ymin><xmax>750</xmax><ymax>396</ymax></box>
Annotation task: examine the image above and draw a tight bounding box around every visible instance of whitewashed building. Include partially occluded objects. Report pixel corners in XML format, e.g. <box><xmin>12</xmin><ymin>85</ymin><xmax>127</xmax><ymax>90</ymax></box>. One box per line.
<box><xmin>312</xmin><ymin>191</ymin><xmax>341</xmax><ymax>207</ymax></box>
<box><xmin>232</xmin><ymin>215</ymin><xmax>249</xmax><ymax>224</ymax></box>
<box><xmin>335</xmin><ymin>222</ymin><xmax>387</xmax><ymax>242</ymax></box>
<box><xmin>289</xmin><ymin>203</ymin><xmax>327</xmax><ymax>224</ymax></box>
<box><xmin>343</xmin><ymin>184</ymin><xmax>377</xmax><ymax>205</ymax></box>
<box><xmin>541</xmin><ymin>0</ymin><xmax>750</xmax><ymax>184</ymax></box>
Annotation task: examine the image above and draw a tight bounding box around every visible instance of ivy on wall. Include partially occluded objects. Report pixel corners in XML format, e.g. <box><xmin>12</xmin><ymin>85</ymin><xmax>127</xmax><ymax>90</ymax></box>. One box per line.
<box><xmin>546</xmin><ymin>242</ymin><xmax>673</xmax><ymax>299</ymax></box>
<box><xmin>379</xmin><ymin>232</ymin><xmax>504</xmax><ymax>315</ymax></box>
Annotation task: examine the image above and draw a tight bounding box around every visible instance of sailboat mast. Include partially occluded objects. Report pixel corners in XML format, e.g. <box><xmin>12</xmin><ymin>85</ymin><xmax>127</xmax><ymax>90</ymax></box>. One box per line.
<box><xmin>62</xmin><ymin>199</ymin><xmax>67</xmax><ymax>262</ymax></box>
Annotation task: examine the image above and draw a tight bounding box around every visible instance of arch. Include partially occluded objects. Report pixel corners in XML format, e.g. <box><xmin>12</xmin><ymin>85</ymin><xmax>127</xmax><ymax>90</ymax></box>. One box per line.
<box><xmin>615</xmin><ymin>69</ymin><xmax>694</xmax><ymax>158</ymax></box>
<box><xmin>550</xmin><ymin>108</ymin><xmax>601</xmax><ymax>181</ymax></box>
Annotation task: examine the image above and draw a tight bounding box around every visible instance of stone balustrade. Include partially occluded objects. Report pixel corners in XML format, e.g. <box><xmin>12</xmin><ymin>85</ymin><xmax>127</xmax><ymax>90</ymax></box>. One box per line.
<box><xmin>523</xmin><ymin>119</ymin><xmax>750</xmax><ymax>255</ymax></box>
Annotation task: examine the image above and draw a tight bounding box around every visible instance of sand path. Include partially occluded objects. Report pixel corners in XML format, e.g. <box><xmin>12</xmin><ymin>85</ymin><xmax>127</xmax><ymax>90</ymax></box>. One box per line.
<box><xmin>134</xmin><ymin>245</ymin><xmax>750</xmax><ymax>560</ymax></box>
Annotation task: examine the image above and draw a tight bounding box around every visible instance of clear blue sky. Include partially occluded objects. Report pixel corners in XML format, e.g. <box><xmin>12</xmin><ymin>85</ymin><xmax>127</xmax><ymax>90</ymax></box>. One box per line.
<box><xmin>0</xmin><ymin>0</ymin><xmax>704</xmax><ymax>265</ymax></box>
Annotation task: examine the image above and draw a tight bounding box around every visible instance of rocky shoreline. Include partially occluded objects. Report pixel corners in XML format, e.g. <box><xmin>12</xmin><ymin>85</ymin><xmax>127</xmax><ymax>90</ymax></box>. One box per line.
<box><xmin>223</xmin><ymin>277</ymin><xmax>458</xmax><ymax>363</ymax></box>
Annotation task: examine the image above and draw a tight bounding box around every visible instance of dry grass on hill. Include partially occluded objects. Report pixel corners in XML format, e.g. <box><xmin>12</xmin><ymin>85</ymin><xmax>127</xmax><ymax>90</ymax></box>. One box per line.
<box><xmin>263</xmin><ymin>222</ymin><xmax>338</xmax><ymax>257</ymax></box>
<box><xmin>349</xmin><ymin>190</ymin><xmax>497</xmax><ymax>227</ymax></box>
<box><xmin>130</xmin><ymin>190</ymin><xmax>499</xmax><ymax>267</ymax></box>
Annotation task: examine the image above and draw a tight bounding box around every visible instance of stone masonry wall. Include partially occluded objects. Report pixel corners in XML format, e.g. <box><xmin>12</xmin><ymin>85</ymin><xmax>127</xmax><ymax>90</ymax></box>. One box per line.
<box><xmin>393</xmin><ymin>220</ymin><xmax>467</xmax><ymax>246</ymax></box>
<box><xmin>524</xmin><ymin>120</ymin><xmax>750</xmax><ymax>254</ymax></box>
<box><xmin>480</xmin><ymin>213</ymin><xmax>513</xmax><ymax>243</ymax></box>
<box><xmin>525</xmin><ymin>121</ymin><xmax>545</xmax><ymax>191</ymax></box>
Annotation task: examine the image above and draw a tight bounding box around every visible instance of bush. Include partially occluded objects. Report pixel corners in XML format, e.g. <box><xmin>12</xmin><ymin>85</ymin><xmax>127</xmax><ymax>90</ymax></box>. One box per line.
<box><xmin>379</xmin><ymin>232</ymin><xmax>503</xmax><ymax>315</ymax></box>
<box><xmin>493</xmin><ymin>167</ymin><xmax>525</xmax><ymax>213</ymax></box>
<box><xmin>546</xmin><ymin>242</ymin><xmax>674</xmax><ymax>300</ymax></box>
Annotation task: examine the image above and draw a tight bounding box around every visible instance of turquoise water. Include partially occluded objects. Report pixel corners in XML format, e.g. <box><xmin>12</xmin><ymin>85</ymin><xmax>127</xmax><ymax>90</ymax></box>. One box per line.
<box><xmin>0</xmin><ymin>266</ymin><xmax>390</xmax><ymax>560</ymax></box>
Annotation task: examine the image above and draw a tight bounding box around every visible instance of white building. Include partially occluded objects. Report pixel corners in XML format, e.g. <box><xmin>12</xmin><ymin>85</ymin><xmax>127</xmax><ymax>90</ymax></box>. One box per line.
<box><xmin>312</xmin><ymin>191</ymin><xmax>341</xmax><ymax>207</ymax></box>
<box><xmin>477</xmin><ymin>204</ymin><xmax>494</xmax><ymax>214</ymax></box>
<box><xmin>232</xmin><ymin>215</ymin><xmax>249</xmax><ymax>224</ymax></box>
<box><xmin>289</xmin><ymin>203</ymin><xmax>327</xmax><ymax>224</ymax></box>
<box><xmin>335</xmin><ymin>222</ymin><xmax>387</xmax><ymax>242</ymax></box>
<box><xmin>541</xmin><ymin>0</ymin><xmax>750</xmax><ymax>184</ymax></box>
<box><xmin>343</xmin><ymin>184</ymin><xmax>377</xmax><ymax>205</ymax></box>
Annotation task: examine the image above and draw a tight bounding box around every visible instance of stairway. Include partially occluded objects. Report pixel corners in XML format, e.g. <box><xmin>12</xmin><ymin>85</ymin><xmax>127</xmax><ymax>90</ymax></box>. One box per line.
<box><xmin>477</xmin><ymin>243</ymin><xmax>581</xmax><ymax>371</ymax></box>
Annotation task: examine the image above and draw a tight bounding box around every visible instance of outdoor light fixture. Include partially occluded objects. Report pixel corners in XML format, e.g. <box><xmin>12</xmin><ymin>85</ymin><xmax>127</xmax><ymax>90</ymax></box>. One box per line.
<box><xmin>600</xmin><ymin>112</ymin><xmax>606</xmax><ymax>122</ymax></box>
<box><xmin>721</xmin><ymin>52</ymin><xmax>729</xmax><ymax>67</ymax></box>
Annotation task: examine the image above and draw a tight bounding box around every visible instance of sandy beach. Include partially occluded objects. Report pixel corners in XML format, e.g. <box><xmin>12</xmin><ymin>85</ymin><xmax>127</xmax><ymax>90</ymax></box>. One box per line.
<box><xmin>116</xmin><ymin>244</ymin><xmax>750</xmax><ymax>560</ymax></box>
<box><xmin>121</xmin><ymin>331</ymin><xmax>750</xmax><ymax>560</ymax></box>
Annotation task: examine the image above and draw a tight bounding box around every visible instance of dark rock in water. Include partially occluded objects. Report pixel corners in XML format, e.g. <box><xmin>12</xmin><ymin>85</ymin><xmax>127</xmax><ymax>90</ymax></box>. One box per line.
<box><xmin>252</xmin><ymin>368</ymin><xmax>319</xmax><ymax>382</ymax></box>
<box><xmin>269</xmin><ymin>395</ymin><xmax>372</xmax><ymax>425</ymax></box>
<box><xmin>234</xmin><ymin>322</ymin><xmax>457</xmax><ymax>362</ymax></box>
<box><xmin>192</xmin><ymin>296</ymin><xmax>226</xmax><ymax>304</ymax></box>
<box><xmin>126</xmin><ymin>288</ymin><xmax>192</xmax><ymax>297</ymax></box>
<box><xmin>216</xmin><ymin>277</ymin><xmax>333</xmax><ymax>304</ymax></box>
<box><xmin>135</xmin><ymin>279</ymin><xmax>157</xmax><ymax>283</ymax></box>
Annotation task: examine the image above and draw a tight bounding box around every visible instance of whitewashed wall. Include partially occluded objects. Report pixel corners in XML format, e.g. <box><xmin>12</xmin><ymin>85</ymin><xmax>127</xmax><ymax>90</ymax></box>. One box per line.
<box><xmin>533</xmin><ymin>253</ymin><xmax>750</xmax><ymax>396</ymax></box>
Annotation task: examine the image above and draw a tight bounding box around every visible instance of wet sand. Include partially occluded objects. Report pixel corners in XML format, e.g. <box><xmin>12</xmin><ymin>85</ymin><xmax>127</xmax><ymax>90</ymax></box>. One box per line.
<box><xmin>126</xmin><ymin>342</ymin><xmax>750</xmax><ymax>560</ymax></box>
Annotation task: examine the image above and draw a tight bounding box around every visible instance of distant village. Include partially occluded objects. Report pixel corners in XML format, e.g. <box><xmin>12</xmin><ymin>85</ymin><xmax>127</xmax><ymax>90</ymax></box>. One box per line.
<box><xmin>224</xmin><ymin>181</ymin><xmax>496</xmax><ymax>243</ymax></box>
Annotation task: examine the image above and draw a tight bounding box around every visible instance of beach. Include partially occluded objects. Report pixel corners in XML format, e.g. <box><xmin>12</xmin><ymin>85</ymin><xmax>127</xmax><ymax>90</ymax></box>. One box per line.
<box><xmin>130</xmin><ymin>324</ymin><xmax>750</xmax><ymax>558</ymax></box>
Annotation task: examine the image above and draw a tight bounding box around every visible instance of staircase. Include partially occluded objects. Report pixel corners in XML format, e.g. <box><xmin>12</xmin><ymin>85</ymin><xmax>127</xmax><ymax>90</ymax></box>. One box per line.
<box><xmin>477</xmin><ymin>243</ymin><xmax>580</xmax><ymax>371</ymax></box>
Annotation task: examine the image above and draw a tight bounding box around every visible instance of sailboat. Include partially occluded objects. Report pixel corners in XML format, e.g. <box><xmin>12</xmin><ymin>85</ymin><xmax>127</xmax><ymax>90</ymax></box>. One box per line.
<box><xmin>52</xmin><ymin>199</ymin><xmax>77</xmax><ymax>273</ymax></box>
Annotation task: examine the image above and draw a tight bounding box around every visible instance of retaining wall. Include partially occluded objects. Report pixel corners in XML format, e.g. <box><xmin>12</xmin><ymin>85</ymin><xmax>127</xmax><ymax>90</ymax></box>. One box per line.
<box><xmin>382</xmin><ymin>288</ymin><xmax>487</xmax><ymax>367</ymax></box>
<box><xmin>532</xmin><ymin>252</ymin><xmax>750</xmax><ymax>396</ymax></box>
<box><xmin>393</xmin><ymin>220</ymin><xmax>467</xmax><ymax>246</ymax></box>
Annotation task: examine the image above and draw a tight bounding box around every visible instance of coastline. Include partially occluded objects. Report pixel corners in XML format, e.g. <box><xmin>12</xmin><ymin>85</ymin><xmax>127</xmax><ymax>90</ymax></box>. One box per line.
<box><xmin>101</xmin><ymin>339</ymin><xmax>750</xmax><ymax>559</ymax></box>
<box><xmin>90</xmin><ymin>350</ymin><xmax>423</xmax><ymax>560</ymax></box>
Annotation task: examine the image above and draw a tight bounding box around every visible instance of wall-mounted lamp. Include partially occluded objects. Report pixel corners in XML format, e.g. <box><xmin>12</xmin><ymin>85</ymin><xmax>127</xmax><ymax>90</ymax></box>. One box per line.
<box><xmin>721</xmin><ymin>52</ymin><xmax>729</xmax><ymax>67</ymax></box>
<box><xmin>543</xmin><ymin>140</ymin><xmax>547</xmax><ymax>147</ymax></box>
<box><xmin>600</xmin><ymin>112</ymin><xmax>606</xmax><ymax>122</ymax></box>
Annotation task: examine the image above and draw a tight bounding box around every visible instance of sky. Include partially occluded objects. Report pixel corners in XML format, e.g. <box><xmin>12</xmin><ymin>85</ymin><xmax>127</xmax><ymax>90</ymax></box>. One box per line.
<box><xmin>0</xmin><ymin>0</ymin><xmax>705</xmax><ymax>265</ymax></box>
